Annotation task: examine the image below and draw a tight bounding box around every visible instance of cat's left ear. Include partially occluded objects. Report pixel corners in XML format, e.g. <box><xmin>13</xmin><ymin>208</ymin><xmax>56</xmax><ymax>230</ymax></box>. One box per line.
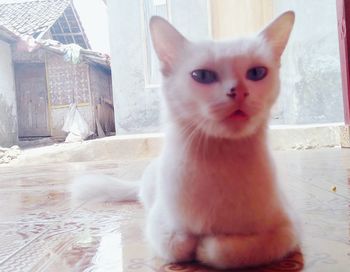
<box><xmin>259</xmin><ymin>11</ymin><xmax>295</xmax><ymax>58</ymax></box>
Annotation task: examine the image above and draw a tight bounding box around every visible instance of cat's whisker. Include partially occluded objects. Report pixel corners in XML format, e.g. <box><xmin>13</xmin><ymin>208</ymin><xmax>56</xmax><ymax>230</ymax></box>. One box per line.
<box><xmin>208</xmin><ymin>103</ymin><xmax>236</xmax><ymax>117</ymax></box>
<box><xmin>177</xmin><ymin>118</ymin><xmax>210</xmax><ymax>163</ymax></box>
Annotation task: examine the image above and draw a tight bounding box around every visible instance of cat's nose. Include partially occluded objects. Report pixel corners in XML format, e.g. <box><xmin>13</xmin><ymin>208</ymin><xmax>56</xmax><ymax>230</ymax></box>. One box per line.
<box><xmin>226</xmin><ymin>87</ymin><xmax>249</xmax><ymax>99</ymax></box>
<box><xmin>226</xmin><ymin>87</ymin><xmax>237</xmax><ymax>98</ymax></box>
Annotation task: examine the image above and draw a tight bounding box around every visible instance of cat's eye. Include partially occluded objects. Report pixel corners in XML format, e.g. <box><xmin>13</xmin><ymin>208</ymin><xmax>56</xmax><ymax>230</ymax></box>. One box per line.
<box><xmin>246</xmin><ymin>66</ymin><xmax>268</xmax><ymax>81</ymax></box>
<box><xmin>191</xmin><ymin>69</ymin><xmax>218</xmax><ymax>84</ymax></box>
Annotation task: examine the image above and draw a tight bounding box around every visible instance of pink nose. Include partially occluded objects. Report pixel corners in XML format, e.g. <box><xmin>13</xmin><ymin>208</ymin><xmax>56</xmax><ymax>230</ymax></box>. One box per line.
<box><xmin>226</xmin><ymin>87</ymin><xmax>249</xmax><ymax>99</ymax></box>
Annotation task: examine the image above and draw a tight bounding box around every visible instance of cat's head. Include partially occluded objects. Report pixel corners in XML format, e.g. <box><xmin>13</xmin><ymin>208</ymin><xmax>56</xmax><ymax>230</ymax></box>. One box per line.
<box><xmin>150</xmin><ymin>12</ymin><xmax>295</xmax><ymax>139</ymax></box>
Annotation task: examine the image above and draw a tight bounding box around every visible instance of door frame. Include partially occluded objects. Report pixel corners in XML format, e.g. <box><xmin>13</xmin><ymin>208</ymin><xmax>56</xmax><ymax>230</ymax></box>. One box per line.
<box><xmin>337</xmin><ymin>0</ymin><xmax>350</xmax><ymax>125</ymax></box>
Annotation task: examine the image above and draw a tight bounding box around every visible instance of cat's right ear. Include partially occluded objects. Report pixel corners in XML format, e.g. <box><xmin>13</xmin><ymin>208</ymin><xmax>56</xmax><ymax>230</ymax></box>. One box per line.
<box><xmin>150</xmin><ymin>16</ymin><xmax>187</xmax><ymax>75</ymax></box>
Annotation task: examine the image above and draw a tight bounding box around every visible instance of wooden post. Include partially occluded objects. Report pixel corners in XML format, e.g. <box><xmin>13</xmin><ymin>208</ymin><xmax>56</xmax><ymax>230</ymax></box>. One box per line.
<box><xmin>337</xmin><ymin>0</ymin><xmax>350</xmax><ymax>147</ymax></box>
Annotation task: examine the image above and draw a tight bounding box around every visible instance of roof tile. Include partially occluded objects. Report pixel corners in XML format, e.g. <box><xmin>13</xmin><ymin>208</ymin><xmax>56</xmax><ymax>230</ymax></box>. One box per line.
<box><xmin>0</xmin><ymin>0</ymin><xmax>71</xmax><ymax>37</ymax></box>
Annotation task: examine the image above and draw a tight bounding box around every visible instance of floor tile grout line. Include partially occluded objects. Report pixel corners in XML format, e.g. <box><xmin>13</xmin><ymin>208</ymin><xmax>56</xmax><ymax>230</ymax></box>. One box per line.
<box><xmin>0</xmin><ymin>201</ymin><xmax>88</xmax><ymax>267</ymax></box>
<box><xmin>0</xmin><ymin>229</ymin><xmax>49</xmax><ymax>266</ymax></box>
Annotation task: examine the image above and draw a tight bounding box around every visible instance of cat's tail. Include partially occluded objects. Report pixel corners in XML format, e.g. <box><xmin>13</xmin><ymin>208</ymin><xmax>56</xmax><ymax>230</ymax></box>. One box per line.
<box><xmin>70</xmin><ymin>174</ymin><xmax>139</xmax><ymax>202</ymax></box>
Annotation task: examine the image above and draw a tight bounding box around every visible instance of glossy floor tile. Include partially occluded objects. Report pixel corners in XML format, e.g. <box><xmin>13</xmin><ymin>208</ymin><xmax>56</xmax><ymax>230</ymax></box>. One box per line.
<box><xmin>0</xmin><ymin>149</ymin><xmax>349</xmax><ymax>271</ymax></box>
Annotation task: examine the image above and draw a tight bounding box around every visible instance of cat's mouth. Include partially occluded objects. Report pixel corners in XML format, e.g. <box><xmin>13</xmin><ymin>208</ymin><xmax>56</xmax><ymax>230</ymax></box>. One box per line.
<box><xmin>226</xmin><ymin>109</ymin><xmax>249</xmax><ymax>121</ymax></box>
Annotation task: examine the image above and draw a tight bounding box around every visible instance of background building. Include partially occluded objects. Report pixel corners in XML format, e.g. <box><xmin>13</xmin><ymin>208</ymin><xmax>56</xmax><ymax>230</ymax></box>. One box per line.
<box><xmin>0</xmin><ymin>0</ymin><xmax>114</xmax><ymax>146</ymax></box>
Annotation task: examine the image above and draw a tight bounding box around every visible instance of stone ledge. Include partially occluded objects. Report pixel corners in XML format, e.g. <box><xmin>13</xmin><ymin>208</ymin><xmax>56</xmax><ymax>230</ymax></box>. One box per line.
<box><xmin>340</xmin><ymin>125</ymin><xmax>350</xmax><ymax>148</ymax></box>
<box><xmin>270</xmin><ymin>123</ymin><xmax>341</xmax><ymax>150</ymax></box>
<box><xmin>7</xmin><ymin>124</ymin><xmax>343</xmax><ymax>165</ymax></box>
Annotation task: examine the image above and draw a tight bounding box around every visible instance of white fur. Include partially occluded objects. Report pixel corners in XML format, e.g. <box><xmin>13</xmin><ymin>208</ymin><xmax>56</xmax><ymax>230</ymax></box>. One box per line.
<box><xmin>71</xmin><ymin>174</ymin><xmax>139</xmax><ymax>202</ymax></box>
<box><xmin>71</xmin><ymin>11</ymin><xmax>299</xmax><ymax>269</ymax></box>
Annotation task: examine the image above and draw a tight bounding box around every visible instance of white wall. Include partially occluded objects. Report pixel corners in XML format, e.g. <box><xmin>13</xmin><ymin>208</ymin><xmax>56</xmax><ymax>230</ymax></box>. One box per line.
<box><xmin>0</xmin><ymin>40</ymin><xmax>18</xmax><ymax>147</ymax></box>
<box><xmin>107</xmin><ymin>0</ymin><xmax>342</xmax><ymax>133</ymax></box>
<box><xmin>107</xmin><ymin>0</ymin><xmax>209</xmax><ymax>134</ymax></box>
<box><xmin>273</xmin><ymin>0</ymin><xmax>343</xmax><ymax>125</ymax></box>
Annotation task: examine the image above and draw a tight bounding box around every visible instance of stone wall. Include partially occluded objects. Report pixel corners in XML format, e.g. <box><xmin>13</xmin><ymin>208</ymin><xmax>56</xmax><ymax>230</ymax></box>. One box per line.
<box><xmin>0</xmin><ymin>40</ymin><xmax>17</xmax><ymax>147</ymax></box>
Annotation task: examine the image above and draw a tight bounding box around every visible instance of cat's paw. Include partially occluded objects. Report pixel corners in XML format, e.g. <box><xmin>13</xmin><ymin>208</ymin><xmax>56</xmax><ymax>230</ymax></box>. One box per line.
<box><xmin>196</xmin><ymin>235</ymin><xmax>230</xmax><ymax>269</ymax></box>
<box><xmin>163</xmin><ymin>232</ymin><xmax>198</xmax><ymax>263</ymax></box>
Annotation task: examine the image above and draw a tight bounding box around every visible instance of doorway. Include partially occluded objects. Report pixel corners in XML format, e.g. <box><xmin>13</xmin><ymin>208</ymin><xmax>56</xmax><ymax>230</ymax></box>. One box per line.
<box><xmin>15</xmin><ymin>63</ymin><xmax>50</xmax><ymax>137</ymax></box>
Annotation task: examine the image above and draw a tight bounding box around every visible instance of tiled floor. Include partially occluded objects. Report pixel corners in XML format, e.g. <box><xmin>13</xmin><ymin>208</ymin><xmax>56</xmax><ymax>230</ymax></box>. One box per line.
<box><xmin>0</xmin><ymin>148</ymin><xmax>349</xmax><ymax>271</ymax></box>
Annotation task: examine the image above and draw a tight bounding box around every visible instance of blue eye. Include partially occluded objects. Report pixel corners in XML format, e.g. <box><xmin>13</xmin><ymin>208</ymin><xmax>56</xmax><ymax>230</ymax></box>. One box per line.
<box><xmin>191</xmin><ymin>69</ymin><xmax>218</xmax><ymax>84</ymax></box>
<box><xmin>246</xmin><ymin>66</ymin><xmax>268</xmax><ymax>81</ymax></box>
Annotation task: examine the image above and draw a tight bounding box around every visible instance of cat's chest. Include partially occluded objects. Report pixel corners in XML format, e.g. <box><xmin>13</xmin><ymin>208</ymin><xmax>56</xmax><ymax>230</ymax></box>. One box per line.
<box><xmin>172</xmin><ymin>152</ymin><xmax>270</xmax><ymax>186</ymax></box>
<box><xmin>176</xmin><ymin>158</ymin><xmax>272</xmax><ymax>202</ymax></box>
<box><xmin>160</xmin><ymin>154</ymin><xmax>278</xmax><ymax>234</ymax></box>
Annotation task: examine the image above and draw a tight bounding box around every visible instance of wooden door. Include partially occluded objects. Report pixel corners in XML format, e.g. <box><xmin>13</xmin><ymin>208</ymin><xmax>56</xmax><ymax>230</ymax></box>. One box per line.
<box><xmin>15</xmin><ymin>63</ymin><xmax>50</xmax><ymax>137</ymax></box>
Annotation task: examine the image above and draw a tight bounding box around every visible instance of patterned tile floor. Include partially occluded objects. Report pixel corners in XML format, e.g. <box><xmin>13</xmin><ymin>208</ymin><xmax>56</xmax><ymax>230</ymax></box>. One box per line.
<box><xmin>0</xmin><ymin>148</ymin><xmax>349</xmax><ymax>271</ymax></box>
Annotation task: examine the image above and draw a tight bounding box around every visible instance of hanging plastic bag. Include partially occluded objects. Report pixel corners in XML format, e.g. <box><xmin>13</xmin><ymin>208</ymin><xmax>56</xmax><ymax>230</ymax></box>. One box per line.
<box><xmin>62</xmin><ymin>103</ymin><xmax>92</xmax><ymax>142</ymax></box>
<box><xmin>63</xmin><ymin>44</ymin><xmax>82</xmax><ymax>64</ymax></box>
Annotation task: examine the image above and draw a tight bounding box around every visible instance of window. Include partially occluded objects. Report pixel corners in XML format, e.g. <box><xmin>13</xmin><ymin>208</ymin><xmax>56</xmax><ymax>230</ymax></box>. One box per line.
<box><xmin>142</xmin><ymin>0</ymin><xmax>170</xmax><ymax>87</ymax></box>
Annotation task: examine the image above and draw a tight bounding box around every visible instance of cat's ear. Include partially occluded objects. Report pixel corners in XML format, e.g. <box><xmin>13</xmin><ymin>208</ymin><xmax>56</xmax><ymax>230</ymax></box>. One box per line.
<box><xmin>258</xmin><ymin>11</ymin><xmax>295</xmax><ymax>58</ymax></box>
<box><xmin>150</xmin><ymin>16</ymin><xmax>188</xmax><ymax>74</ymax></box>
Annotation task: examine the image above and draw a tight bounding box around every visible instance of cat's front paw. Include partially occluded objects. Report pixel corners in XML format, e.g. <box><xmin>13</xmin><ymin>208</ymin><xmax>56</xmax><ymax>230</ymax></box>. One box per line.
<box><xmin>196</xmin><ymin>235</ymin><xmax>229</xmax><ymax>269</ymax></box>
<box><xmin>163</xmin><ymin>232</ymin><xmax>198</xmax><ymax>263</ymax></box>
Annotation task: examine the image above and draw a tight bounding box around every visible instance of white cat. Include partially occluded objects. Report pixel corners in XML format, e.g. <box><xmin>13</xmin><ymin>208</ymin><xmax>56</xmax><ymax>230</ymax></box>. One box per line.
<box><xmin>72</xmin><ymin>11</ymin><xmax>300</xmax><ymax>269</ymax></box>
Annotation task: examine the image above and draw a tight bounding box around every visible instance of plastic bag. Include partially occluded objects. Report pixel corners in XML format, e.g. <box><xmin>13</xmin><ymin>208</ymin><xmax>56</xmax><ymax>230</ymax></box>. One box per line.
<box><xmin>63</xmin><ymin>44</ymin><xmax>82</xmax><ymax>64</ymax></box>
<box><xmin>62</xmin><ymin>103</ymin><xmax>92</xmax><ymax>142</ymax></box>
